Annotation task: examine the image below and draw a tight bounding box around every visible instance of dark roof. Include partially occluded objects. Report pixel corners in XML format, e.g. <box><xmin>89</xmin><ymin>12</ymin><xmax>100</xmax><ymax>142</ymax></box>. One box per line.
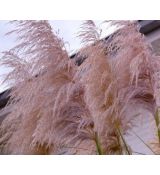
<box><xmin>139</xmin><ymin>20</ymin><xmax>160</xmax><ymax>34</ymax></box>
<box><xmin>0</xmin><ymin>89</ymin><xmax>11</xmax><ymax>109</ymax></box>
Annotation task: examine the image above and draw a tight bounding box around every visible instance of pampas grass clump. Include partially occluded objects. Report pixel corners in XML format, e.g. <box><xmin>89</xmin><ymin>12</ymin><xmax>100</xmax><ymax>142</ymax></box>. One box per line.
<box><xmin>0</xmin><ymin>20</ymin><xmax>160</xmax><ymax>154</ymax></box>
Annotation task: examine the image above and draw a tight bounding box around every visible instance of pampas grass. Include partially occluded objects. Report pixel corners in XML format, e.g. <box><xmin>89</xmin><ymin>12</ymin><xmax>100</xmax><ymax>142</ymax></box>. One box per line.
<box><xmin>0</xmin><ymin>20</ymin><xmax>160</xmax><ymax>154</ymax></box>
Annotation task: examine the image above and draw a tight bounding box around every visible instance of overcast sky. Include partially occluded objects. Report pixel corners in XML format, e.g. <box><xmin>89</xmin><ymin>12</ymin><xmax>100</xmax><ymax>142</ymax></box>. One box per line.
<box><xmin>0</xmin><ymin>20</ymin><xmax>116</xmax><ymax>92</ymax></box>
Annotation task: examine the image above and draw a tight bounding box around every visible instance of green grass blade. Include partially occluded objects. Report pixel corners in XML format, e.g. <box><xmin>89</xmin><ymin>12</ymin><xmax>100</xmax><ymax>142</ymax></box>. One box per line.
<box><xmin>116</xmin><ymin>126</ymin><xmax>131</xmax><ymax>155</ymax></box>
<box><xmin>94</xmin><ymin>132</ymin><xmax>104</xmax><ymax>155</ymax></box>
